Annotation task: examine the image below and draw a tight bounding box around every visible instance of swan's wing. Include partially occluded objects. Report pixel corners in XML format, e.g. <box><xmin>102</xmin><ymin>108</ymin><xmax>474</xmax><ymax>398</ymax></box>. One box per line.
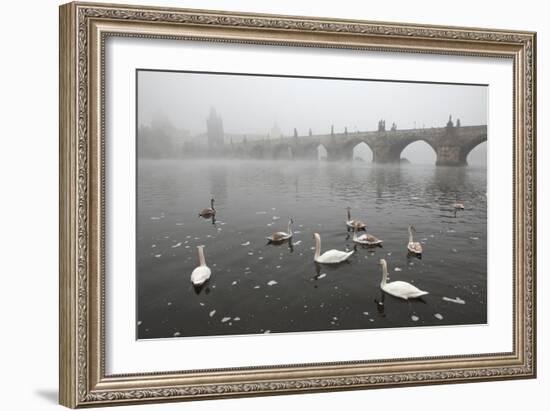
<box><xmin>191</xmin><ymin>266</ymin><xmax>211</xmax><ymax>285</ymax></box>
<box><xmin>199</xmin><ymin>207</ymin><xmax>214</xmax><ymax>216</ymax></box>
<box><xmin>384</xmin><ymin>281</ymin><xmax>428</xmax><ymax>299</ymax></box>
<box><xmin>318</xmin><ymin>249</ymin><xmax>353</xmax><ymax>263</ymax></box>
<box><xmin>408</xmin><ymin>242</ymin><xmax>423</xmax><ymax>253</ymax></box>
<box><xmin>347</xmin><ymin>219</ymin><xmax>366</xmax><ymax>228</ymax></box>
<box><xmin>269</xmin><ymin>231</ymin><xmax>289</xmax><ymax>241</ymax></box>
<box><xmin>366</xmin><ymin>234</ymin><xmax>381</xmax><ymax>243</ymax></box>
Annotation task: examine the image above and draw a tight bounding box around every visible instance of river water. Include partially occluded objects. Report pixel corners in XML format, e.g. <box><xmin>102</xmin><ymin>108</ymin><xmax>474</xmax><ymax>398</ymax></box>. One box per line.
<box><xmin>136</xmin><ymin>160</ymin><xmax>487</xmax><ymax>339</ymax></box>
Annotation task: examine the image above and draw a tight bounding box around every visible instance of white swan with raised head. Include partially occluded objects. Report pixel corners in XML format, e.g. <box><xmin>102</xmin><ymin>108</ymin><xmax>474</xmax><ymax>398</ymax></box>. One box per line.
<box><xmin>379</xmin><ymin>258</ymin><xmax>428</xmax><ymax>299</ymax></box>
<box><xmin>190</xmin><ymin>245</ymin><xmax>211</xmax><ymax>286</ymax></box>
<box><xmin>313</xmin><ymin>232</ymin><xmax>354</xmax><ymax>264</ymax></box>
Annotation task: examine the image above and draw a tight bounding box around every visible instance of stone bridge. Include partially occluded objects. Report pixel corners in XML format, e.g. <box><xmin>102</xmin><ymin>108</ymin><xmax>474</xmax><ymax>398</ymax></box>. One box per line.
<box><xmin>232</xmin><ymin>124</ymin><xmax>487</xmax><ymax>166</ymax></box>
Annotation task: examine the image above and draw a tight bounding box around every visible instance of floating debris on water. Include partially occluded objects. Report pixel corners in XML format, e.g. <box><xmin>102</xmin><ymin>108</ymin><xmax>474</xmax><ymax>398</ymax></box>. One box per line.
<box><xmin>294</xmin><ymin>240</ymin><xmax>302</xmax><ymax>245</ymax></box>
<box><xmin>151</xmin><ymin>244</ymin><xmax>156</xmax><ymax>248</ymax></box>
<box><xmin>167</xmin><ymin>302</ymin><xmax>172</xmax><ymax>306</ymax></box>
<box><xmin>443</xmin><ymin>296</ymin><xmax>466</xmax><ymax>304</ymax></box>
<box><xmin>254</xmin><ymin>285</ymin><xmax>260</xmax><ymax>289</ymax></box>
<box><xmin>221</xmin><ymin>317</ymin><xmax>231</xmax><ymax>323</ymax></box>
<box><xmin>362</xmin><ymin>312</ymin><xmax>369</xmax><ymax>316</ymax></box>
<box><xmin>317</xmin><ymin>273</ymin><xmax>327</xmax><ymax>279</ymax></box>
<box><xmin>232</xmin><ymin>281</ymin><xmax>237</xmax><ymax>286</ymax></box>
<box><xmin>137</xmin><ymin>320</ymin><xmax>142</xmax><ymax>326</ymax></box>
<box><xmin>258</xmin><ymin>257</ymin><xmax>264</xmax><ymax>260</ymax></box>
<box><xmin>267</xmin><ymin>280</ymin><xmax>278</xmax><ymax>286</ymax></box>
<box><xmin>199</xmin><ymin>302</ymin><xmax>204</xmax><ymax>306</ymax></box>
<box><xmin>209</xmin><ymin>310</ymin><xmax>216</xmax><ymax>317</ymax></box>
<box><xmin>266</xmin><ymin>223</ymin><xmax>273</xmax><ymax>227</ymax></box>
<box><xmin>150</xmin><ymin>216</ymin><xmax>161</xmax><ymax>220</ymax></box>
<box><xmin>248</xmin><ymin>252</ymin><xmax>254</xmax><ymax>256</ymax></box>
<box><xmin>264</xmin><ymin>330</ymin><xmax>271</xmax><ymax>334</ymax></box>
<box><xmin>452</xmin><ymin>248</ymin><xmax>458</xmax><ymax>253</ymax></box>
<box><xmin>171</xmin><ymin>242</ymin><xmax>182</xmax><ymax>248</ymax></box>
<box><xmin>447</xmin><ymin>229</ymin><xmax>456</xmax><ymax>233</ymax></box>
<box><xmin>272</xmin><ymin>216</ymin><xmax>280</xmax><ymax>221</ymax></box>
<box><xmin>154</xmin><ymin>254</ymin><xmax>162</xmax><ymax>258</ymax></box>
<box><xmin>470</xmin><ymin>237</ymin><xmax>480</xmax><ymax>240</ymax></box>
<box><xmin>176</xmin><ymin>222</ymin><xmax>184</xmax><ymax>226</ymax></box>
<box><xmin>387</xmin><ymin>252</ymin><xmax>392</xmax><ymax>256</ymax></box>
<box><xmin>275</xmin><ymin>265</ymin><xmax>281</xmax><ymax>269</ymax></box>
<box><xmin>394</xmin><ymin>267</ymin><xmax>402</xmax><ymax>272</ymax></box>
<box><xmin>184</xmin><ymin>246</ymin><xmax>190</xmax><ymax>249</ymax></box>
<box><xmin>173</xmin><ymin>332</ymin><xmax>181</xmax><ymax>337</ymax></box>
<box><xmin>332</xmin><ymin>316</ymin><xmax>338</xmax><ymax>321</ymax></box>
<box><xmin>234</xmin><ymin>317</ymin><xmax>240</xmax><ymax>321</ymax></box>
<box><xmin>241</xmin><ymin>241</ymin><xmax>250</xmax><ymax>246</ymax></box>
<box><xmin>411</xmin><ymin>315</ymin><xmax>419</xmax><ymax>322</ymax></box>
<box><xmin>434</xmin><ymin>313</ymin><xmax>444</xmax><ymax>320</ymax></box>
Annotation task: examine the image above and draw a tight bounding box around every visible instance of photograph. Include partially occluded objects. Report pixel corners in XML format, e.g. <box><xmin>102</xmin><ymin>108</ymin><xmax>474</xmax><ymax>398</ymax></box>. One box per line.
<box><xmin>136</xmin><ymin>70</ymin><xmax>488</xmax><ymax>339</ymax></box>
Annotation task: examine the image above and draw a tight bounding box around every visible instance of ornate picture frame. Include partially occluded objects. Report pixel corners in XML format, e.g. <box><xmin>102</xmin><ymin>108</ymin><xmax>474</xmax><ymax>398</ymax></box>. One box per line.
<box><xmin>59</xmin><ymin>1</ymin><xmax>536</xmax><ymax>408</ymax></box>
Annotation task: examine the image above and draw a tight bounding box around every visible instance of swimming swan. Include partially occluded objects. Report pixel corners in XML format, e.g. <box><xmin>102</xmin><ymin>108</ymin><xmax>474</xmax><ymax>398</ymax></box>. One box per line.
<box><xmin>379</xmin><ymin>258</ymin><xmax>428</xmax><ymax>299</ymax></box>
<box><xmin>407</xmin><ymin>225</ymin><xmax>423</xmax><ymax>255</ymax></box>
<box><xmin>267</xmin><ymin>218</ymin><xmax>293</xmax><ymax>242</ymax></box>
<box><xmin>346</xmin><ymin>207</ymin><xmax>366</xmax><ymax>231</ymax></box>
<box><xmin>199</xmin><ymin>198</ymin><xmax>216</xmax><ymax>218</ymax></box>
<box><xmin>353</xmin><ymin>228</ymin><xmax>383</xmax><ymax>246</ymax></box>
<box><xmin>313</xmin><ymin>232</ymin><xmax>354</xmax><ymax>264</ymax></box>
<box><xmin>190</xmin><ymin>245</ymin><xmax>211</xmax><ymax>286</ymax></box>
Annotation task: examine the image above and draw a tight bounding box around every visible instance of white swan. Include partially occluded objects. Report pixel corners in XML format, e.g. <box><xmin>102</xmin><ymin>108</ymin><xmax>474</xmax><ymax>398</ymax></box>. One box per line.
<box><xmin>267</xmin><ymin>218</ymin><xmax>293</xmax><ymax>242</ymax></box>
<box><xmin>407</xmin><ymin>225</ymin><xmax>423</xmax><ymax>255</ymax></box>
<box><xmin>190</xmin><ymin>245</ymin><xmax>211</xmax><ymax>286</ymax></box>
<box><xmin>379</xmin><ymin>258</ymin><xmax>428</xmax><ymax>299</ymax></box>
<box><xmin>352</xmin><ymin>228</ymin><xmax>383</xmax><ymax>246</ymax></box>
<box><xmin>199</xmin><ymin>198</ymin><xmax>216</xmax><ymax>218</ymax></box>
<box><xmin>313</xmin><ymin>232</ymin><xmax>354</xmax><ymax>264</ymax></box>
<box><xmin>346</xmin><ymin>207</ymin><xmax>366</xmax><ymax>231</ymax></box>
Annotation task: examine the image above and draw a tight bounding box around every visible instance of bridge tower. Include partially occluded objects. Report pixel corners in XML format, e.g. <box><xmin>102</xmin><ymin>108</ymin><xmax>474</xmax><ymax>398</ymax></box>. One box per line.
<box><xmin>206</xmin><ymin>108</ymin><xmax>224</xmax><ymax>153</ymax></box>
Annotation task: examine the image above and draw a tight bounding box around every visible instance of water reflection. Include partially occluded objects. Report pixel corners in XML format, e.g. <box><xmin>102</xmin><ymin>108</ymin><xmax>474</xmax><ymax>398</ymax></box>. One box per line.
<box><xmin>137</xmin><ymin>160</ymin><xmax>487</xmax><ymax>339</ymax></box>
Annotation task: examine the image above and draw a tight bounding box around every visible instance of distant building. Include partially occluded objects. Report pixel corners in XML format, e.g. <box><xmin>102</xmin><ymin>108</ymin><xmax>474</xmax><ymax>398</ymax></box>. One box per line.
<box><xmin>270</xmin><ymin>124</ymin><xmax>282</xmax><ymax>140</ymax></box>
<box><xmin>207</xmin><ymin>108</ymin><xmax>224</xmax><ymax>150</ymax></box>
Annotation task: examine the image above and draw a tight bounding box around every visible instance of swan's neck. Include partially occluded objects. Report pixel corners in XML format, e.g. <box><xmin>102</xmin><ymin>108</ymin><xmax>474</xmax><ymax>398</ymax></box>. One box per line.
<box><xmin>287</xmin><ymin>220</ymin><xmax>292</xmax><ymax>236</ymax></box>
<box><xmin>314</xmin><ymin>236</ymin><xmax>321</xmax><ymax>259</ymax></box>
<box><xmin>347</xmin><ymin>209</ymin><xmax>351</xmax><ymax>221</ymax></box>
<box><xmin>408</xmin><ymin>227</ymin><xmax>413</xmax><ymax>243</ymax></box>
<box><xmin>198</xmin><ymin>247</ymin><xmax>206</xmax><ymax>266</ymax></box>
<box><xmin>380</xmin><ymin>261</ymin><xmax>389</xmax><ymax>286</ymax></box>
<box><xmin>210</xmin><ymin>199</ymin><xmax>215</xmax><ymax>210</ymax></box>
<box><xmin>352</xmin><ymin>230</ymin><xmax>358</xmax><ymax>241</ymax></box>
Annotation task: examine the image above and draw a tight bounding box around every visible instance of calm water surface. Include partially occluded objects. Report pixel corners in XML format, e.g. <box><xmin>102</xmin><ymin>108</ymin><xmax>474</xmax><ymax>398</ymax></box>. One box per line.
<box><xmin>137</xmin><ymin>160</ymin><xmax>487</xmax><ymax>339</ymax></box>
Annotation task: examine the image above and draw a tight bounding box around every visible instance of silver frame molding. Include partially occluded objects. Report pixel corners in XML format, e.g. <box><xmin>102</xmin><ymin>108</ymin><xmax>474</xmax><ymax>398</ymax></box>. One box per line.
<box><xmin>59</xmin><ymin>2</ymin><xmax>536</xmax><ymax>408</ymax></box>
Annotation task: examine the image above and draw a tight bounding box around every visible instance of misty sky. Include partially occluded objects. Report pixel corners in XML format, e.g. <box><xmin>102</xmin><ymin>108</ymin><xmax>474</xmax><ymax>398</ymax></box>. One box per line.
<box><xmin>137</xmin><ymin>70</ymin><xmax>487</xmax><ymax>137</ymax></box>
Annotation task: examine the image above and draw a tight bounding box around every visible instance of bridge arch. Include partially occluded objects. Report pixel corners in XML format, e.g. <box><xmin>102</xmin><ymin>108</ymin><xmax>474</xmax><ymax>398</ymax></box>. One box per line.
<box><xmin>317</xmin><ymin>144</ymin><xmax>329</xmax><ymax>161</ymax></box>
<box><xmin>301</xmin><ymin>141</ymin><xmax>331</xmax><ymax>161</ymax></box>
<box><xmin>352</xmin><ymin>141</ymin><xmax>374</xmax><ymax>162</ymax></box>
<box><xmin>272</xmin><ymin>143</ymin><xmax>294</xmax><ymax>160</ymax></box>
<box><xmin>398</xmin><ymin>139</ymin><xmax>438</xmax><ymax>164</ymax></box>
<box><xmin>461</xmin><ymin>134</ymin><xmax>488</xmax><ymax>166</ymax></box>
